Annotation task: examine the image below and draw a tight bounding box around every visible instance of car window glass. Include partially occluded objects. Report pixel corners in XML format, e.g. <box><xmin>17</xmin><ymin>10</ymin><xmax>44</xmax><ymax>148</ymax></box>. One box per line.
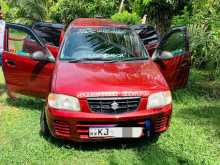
<box><xmin>33</xmin><ymin>27</ymin><xmax>61</xmax><ymax>47</ymax></box>
<box><xmin>161</xmin><ymin>31</ymin><xmax>185</xmax><ymax>56</ymax></box>
<box><xmin>8</xmin><ymin>28</ymin><xmax>45</xmax><ymax>57</ymax></box>
<box><xmin>60</xmin><ymin>28</ymin><xmax>148</xmax><ymax>61</ymax></box>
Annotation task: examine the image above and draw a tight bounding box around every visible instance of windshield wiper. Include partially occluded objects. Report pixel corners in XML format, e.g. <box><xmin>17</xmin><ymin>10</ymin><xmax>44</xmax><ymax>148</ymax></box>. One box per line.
<box><xmin>67</xmin><ymin>58</ymin><xmax>111</xmax><ymax>63</ymax></box>
<box><xmin>108</xmin><ymin>57</ymin><xmax>148</xmax><ymax>63</ymax></box>
<box><xmin>67</xmin><ymin>57</ymin><xmax>148</xmax><ymax>63</ymax></box>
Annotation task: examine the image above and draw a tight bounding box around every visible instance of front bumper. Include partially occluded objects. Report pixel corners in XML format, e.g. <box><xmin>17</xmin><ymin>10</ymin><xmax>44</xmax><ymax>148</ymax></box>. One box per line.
<box><xmin>46</xmin><ymin>104</ymin><xmax>172</xmax><ymax>142</ymax></box>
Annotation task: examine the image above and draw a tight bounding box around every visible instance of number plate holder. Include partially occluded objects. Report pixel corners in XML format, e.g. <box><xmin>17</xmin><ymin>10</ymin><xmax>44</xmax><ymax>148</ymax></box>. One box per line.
<box><xmin>89</xmin><ymin>127</ymin><xmax>143</xmax><ymax>138</ymax></box>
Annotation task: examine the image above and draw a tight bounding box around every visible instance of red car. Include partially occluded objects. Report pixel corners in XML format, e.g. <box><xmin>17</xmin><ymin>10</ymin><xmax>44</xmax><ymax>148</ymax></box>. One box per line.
<box><xmin>2</xmin><ymin>18</ymin><xmax>191</xmax><ymax>142</ymax></box>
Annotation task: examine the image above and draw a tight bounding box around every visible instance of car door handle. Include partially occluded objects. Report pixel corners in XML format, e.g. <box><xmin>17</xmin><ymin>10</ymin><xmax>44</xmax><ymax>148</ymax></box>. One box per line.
<box><xmin>6</xmin><ymin>60</ymin><xmax>16</xmax><ymax>67</ymax></box>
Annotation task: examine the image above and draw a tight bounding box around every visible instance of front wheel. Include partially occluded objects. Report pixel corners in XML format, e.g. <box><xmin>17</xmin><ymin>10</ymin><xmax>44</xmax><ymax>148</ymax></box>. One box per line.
<box><xmin>5</xmin><ymin>85</ymin><xmax>17</xmax><ymax>100</ymax></box>
<box><xmin>144</xmin><ymin>132</ymin><xmax>161</xmax><ymax>144</ymax></box>
<box><xmin>40</xmin><ymin>109</ymin><xmax>50</xmax><ymax>138</ymax></box>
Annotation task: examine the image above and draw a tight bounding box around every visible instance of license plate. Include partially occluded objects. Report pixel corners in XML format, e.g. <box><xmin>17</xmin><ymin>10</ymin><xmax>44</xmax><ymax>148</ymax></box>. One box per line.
<box><xmin>89</xmin><ymin>127</ymin><xmax>143</xmax><ymax>138</ymax></box>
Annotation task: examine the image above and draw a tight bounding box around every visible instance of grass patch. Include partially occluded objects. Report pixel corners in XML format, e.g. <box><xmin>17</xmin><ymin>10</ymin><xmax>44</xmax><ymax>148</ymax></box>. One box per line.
<box><xmin>0</xmin><ymin>67</ymin><xmax>220</xmax><ymax>165</ymax></box>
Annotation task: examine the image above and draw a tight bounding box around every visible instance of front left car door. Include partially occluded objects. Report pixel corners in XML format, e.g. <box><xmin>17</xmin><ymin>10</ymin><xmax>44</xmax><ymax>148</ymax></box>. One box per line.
<box><xmin>2</xmin><ymin>23</ymin><xmax>55</xmax><ymax>98</ymax></box>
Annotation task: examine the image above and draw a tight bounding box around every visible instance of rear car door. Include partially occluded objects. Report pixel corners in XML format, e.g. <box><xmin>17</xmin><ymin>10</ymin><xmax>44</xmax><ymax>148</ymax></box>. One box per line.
<box><xmin>32</xmin><ymin>23</ymin><xmax>65</xmax><ymax>58</ymax></box>
<box><xmin>132</xmin><ymin>25</ymin><xmax>159</xmax><ymax>56</ymax></box>
<box><xmin>2</xmin><ymin>23</ymin><xmax>55</xmax><ymax>98</ymax></box>
<box><xmin>154</xmin><ymin>26</ymin><xmax>191</xmax><ymax>89</ymax></box>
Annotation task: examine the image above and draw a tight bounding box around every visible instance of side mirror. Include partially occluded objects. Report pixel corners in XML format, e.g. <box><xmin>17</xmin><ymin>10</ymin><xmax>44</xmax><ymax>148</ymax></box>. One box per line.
<box><xmin>160</xmin><ymin>51</ymin><xmax>174</xmax><ymax>60</ymax></box>
<box><xmin>31</xmin><ymin>51</ymin><xmax>55</xmax><ymax>63</ymax></box>
<box><xmin>152</xmin><ymin>50</ymin><xmax>174</xmax><ymax>61</ymax></box>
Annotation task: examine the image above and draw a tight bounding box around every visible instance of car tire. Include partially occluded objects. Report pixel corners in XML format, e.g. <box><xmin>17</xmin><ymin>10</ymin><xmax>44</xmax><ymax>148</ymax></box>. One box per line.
<box><xmin>147</xmin><ymin>133</ymin><xmax>160</xmax><ymax>143</ymax></box>
<box><xmin>6</xmin><ymin>88</ymin><xmax>17</xmax><ymax>100</ymax></box>
<box><xmin>40</xmin><ymin>109</ymin><xmax>50</xmax><ymax>138</ymax></box>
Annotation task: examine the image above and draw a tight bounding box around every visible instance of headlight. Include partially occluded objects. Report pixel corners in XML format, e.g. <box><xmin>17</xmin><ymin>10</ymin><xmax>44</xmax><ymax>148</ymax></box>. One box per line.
<box><xmin>48</xmin><ymin>93</ymin><xmax>81</xmax><ymax>112</ymax></box>
<box><xmin>147</xmin><ymin>91</ymin><xmax>172</xmax><ymax>110</ymax></box>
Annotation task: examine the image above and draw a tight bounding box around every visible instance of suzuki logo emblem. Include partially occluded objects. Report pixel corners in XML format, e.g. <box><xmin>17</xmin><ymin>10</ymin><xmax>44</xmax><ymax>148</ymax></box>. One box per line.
<box><xmin>111</xmin><ymin>101</ymin><xmax>119</xmax><ymax>110</ymax></box>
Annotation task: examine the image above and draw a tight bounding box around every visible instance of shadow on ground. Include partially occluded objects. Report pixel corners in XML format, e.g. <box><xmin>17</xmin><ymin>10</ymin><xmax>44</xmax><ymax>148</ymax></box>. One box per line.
<box><xmin>44</xmin><ymin>136</ymin><xmax>194</xmax><ymax>164</ymax></box>
<box><xmin>133</xmin><ymin>144</ymin><xmax>193</xmax><ymax>165</ymax></box>
<box><xmin>175</xmin><ymin>104</ymin><xmax>220</xmax><ymax>138</ymax></box>
<box><xmin>173</xmin><ymin>79</ymin><xmax>220</xmax><ymax>103</ymax></box>
<box><xmin>5</xmin><ymin>97</ymin><xmax>44</xmax><ymax>111</ymax></box>
<box><xmin>46</xmin><ymin>136</ymin><xmax>153</xmax><ymax>150</ymax></box>
<box><xmin>172</xmin><ymin>71</ymin><xmax>220</xmax><ymax>138</ymax></box>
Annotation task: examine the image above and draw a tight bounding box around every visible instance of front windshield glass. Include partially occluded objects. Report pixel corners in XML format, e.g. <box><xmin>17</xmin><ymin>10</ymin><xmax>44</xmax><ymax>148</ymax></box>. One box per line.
<box><xmin>60</xmin><ymin>27</ymin><xmax>148</xmax><ymax>61</ymax></box>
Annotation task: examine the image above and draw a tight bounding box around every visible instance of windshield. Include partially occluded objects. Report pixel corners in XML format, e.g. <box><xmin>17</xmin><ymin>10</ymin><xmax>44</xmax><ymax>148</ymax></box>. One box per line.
<box><xmin>60</xmin><ymin>27</ymin><xmax>148</xmax><ymax>61</ymax></box>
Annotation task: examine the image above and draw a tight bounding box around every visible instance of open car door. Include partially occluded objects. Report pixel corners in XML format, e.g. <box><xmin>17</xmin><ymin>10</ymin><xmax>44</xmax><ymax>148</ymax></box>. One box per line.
<box><xmin>2</xmin><ymin>23</ymin><xmax>55</xmax><ymax>98</ymax></box>
<box><xmin>153</xmin><ymin>26</ymin><xmax>191</xmax><ymax>89</ymax></box>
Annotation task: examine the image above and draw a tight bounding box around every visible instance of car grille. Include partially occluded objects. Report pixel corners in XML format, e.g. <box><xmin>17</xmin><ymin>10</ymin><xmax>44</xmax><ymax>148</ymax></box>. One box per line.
<box><xmin>53</xmin><ymin>121</ymin><xmax>71</xmax><ymax>137</ymax></box>
<box><xmin>87</xmin><ymin>97</ymin><xmax>140</xmax><ymax>114</ymax></box>
<box><xmin>154</xmin><ymin>115</ymin><xmax>170</xmax><ymax>133</ymax></box>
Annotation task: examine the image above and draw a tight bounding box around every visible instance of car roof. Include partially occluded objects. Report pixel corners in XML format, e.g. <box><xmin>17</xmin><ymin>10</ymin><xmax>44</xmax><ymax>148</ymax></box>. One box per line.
<box><xmin>70</xmin><ymin>18</ymin><xmax>128</xmax><ymax>28</ymax></box>
<box><xmin>33</xmin><ymin>22</ymin><xmax>65</xmax><ymax>30</ymax></box>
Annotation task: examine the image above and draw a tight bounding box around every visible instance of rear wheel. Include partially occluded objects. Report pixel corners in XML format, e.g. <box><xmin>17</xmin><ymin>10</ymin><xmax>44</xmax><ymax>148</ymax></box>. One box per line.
<box><xmin>40</xmin><ymin>109</ymin><xmax>50</xmax><ymax>138</ymax></box>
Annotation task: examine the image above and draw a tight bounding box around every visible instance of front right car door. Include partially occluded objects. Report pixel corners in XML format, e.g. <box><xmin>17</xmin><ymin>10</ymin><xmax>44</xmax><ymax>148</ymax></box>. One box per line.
<box><xmin>2</xmin><ymin>23</ymin><xmax>55</xmax><ymax>98</ymax></box>
<box><xmin>154</xmin><ymin>26</ymin><xmax>191</xmax><ymax>89</ymax></box>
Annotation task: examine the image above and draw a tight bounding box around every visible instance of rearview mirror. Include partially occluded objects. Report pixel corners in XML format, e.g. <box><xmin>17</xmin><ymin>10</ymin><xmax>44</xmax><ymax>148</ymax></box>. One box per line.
<box><xmin>31</xmin><ymin>51</ymin><xmax>55</xmax><ymax>63</ymax></box>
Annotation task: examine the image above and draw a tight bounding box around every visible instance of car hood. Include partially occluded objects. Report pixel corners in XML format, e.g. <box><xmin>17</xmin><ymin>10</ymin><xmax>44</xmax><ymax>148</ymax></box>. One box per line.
<box><xmin>53</xmin><ymin>60</ymin><xmax>169</xmax><ymax>98</ymax></box>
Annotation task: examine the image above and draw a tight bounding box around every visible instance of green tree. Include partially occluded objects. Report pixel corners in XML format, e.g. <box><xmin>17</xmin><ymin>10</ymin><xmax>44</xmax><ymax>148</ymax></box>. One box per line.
<box><xmin>111</xmin><ymin>11</ymin><xmax>141</xmax><ymax>24</ymax></box>
<box><xmin>3</xmin><ymin>0</ymin><xmax>56</xmax><ymax>23</ymax></box>
<box><xmin>50</xmin><ymin>0</ymin><xmax>119</xmax><ymax>25</ymax></box>
<box><xmin>117</xmin><ymin>0</ymin><xmax>190</xmax><ymax>34</ymax></box>
<box><xmin>141</xmin><ymin>0</ymin><xmax>191</xmax><ymax>34</ymax></box>
<box><xmin>188</xmin><ymin>0</ymin><xmax>220</xmax><ymax>74</ymax></box>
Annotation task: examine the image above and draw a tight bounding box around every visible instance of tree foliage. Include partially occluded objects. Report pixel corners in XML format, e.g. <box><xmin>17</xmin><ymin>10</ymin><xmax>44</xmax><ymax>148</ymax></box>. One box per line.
<box><xmin>49</xmin><ymin>0</ymin><xmax>119</xmax><ymax>24</ymax></box>
<box><xmin>111</xmin><ymin>11</ymin><xmax>141</xmax><ymax>25</ymax></box>
<box><xmin>2</xmin><ymin>0</ymin><xmax>55</xmax><ymax>24</ymax></box>
<box><xmin>173</xmin><ymin>0</ymin><xmax>220</xmax><ymax>73</ymax></box>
